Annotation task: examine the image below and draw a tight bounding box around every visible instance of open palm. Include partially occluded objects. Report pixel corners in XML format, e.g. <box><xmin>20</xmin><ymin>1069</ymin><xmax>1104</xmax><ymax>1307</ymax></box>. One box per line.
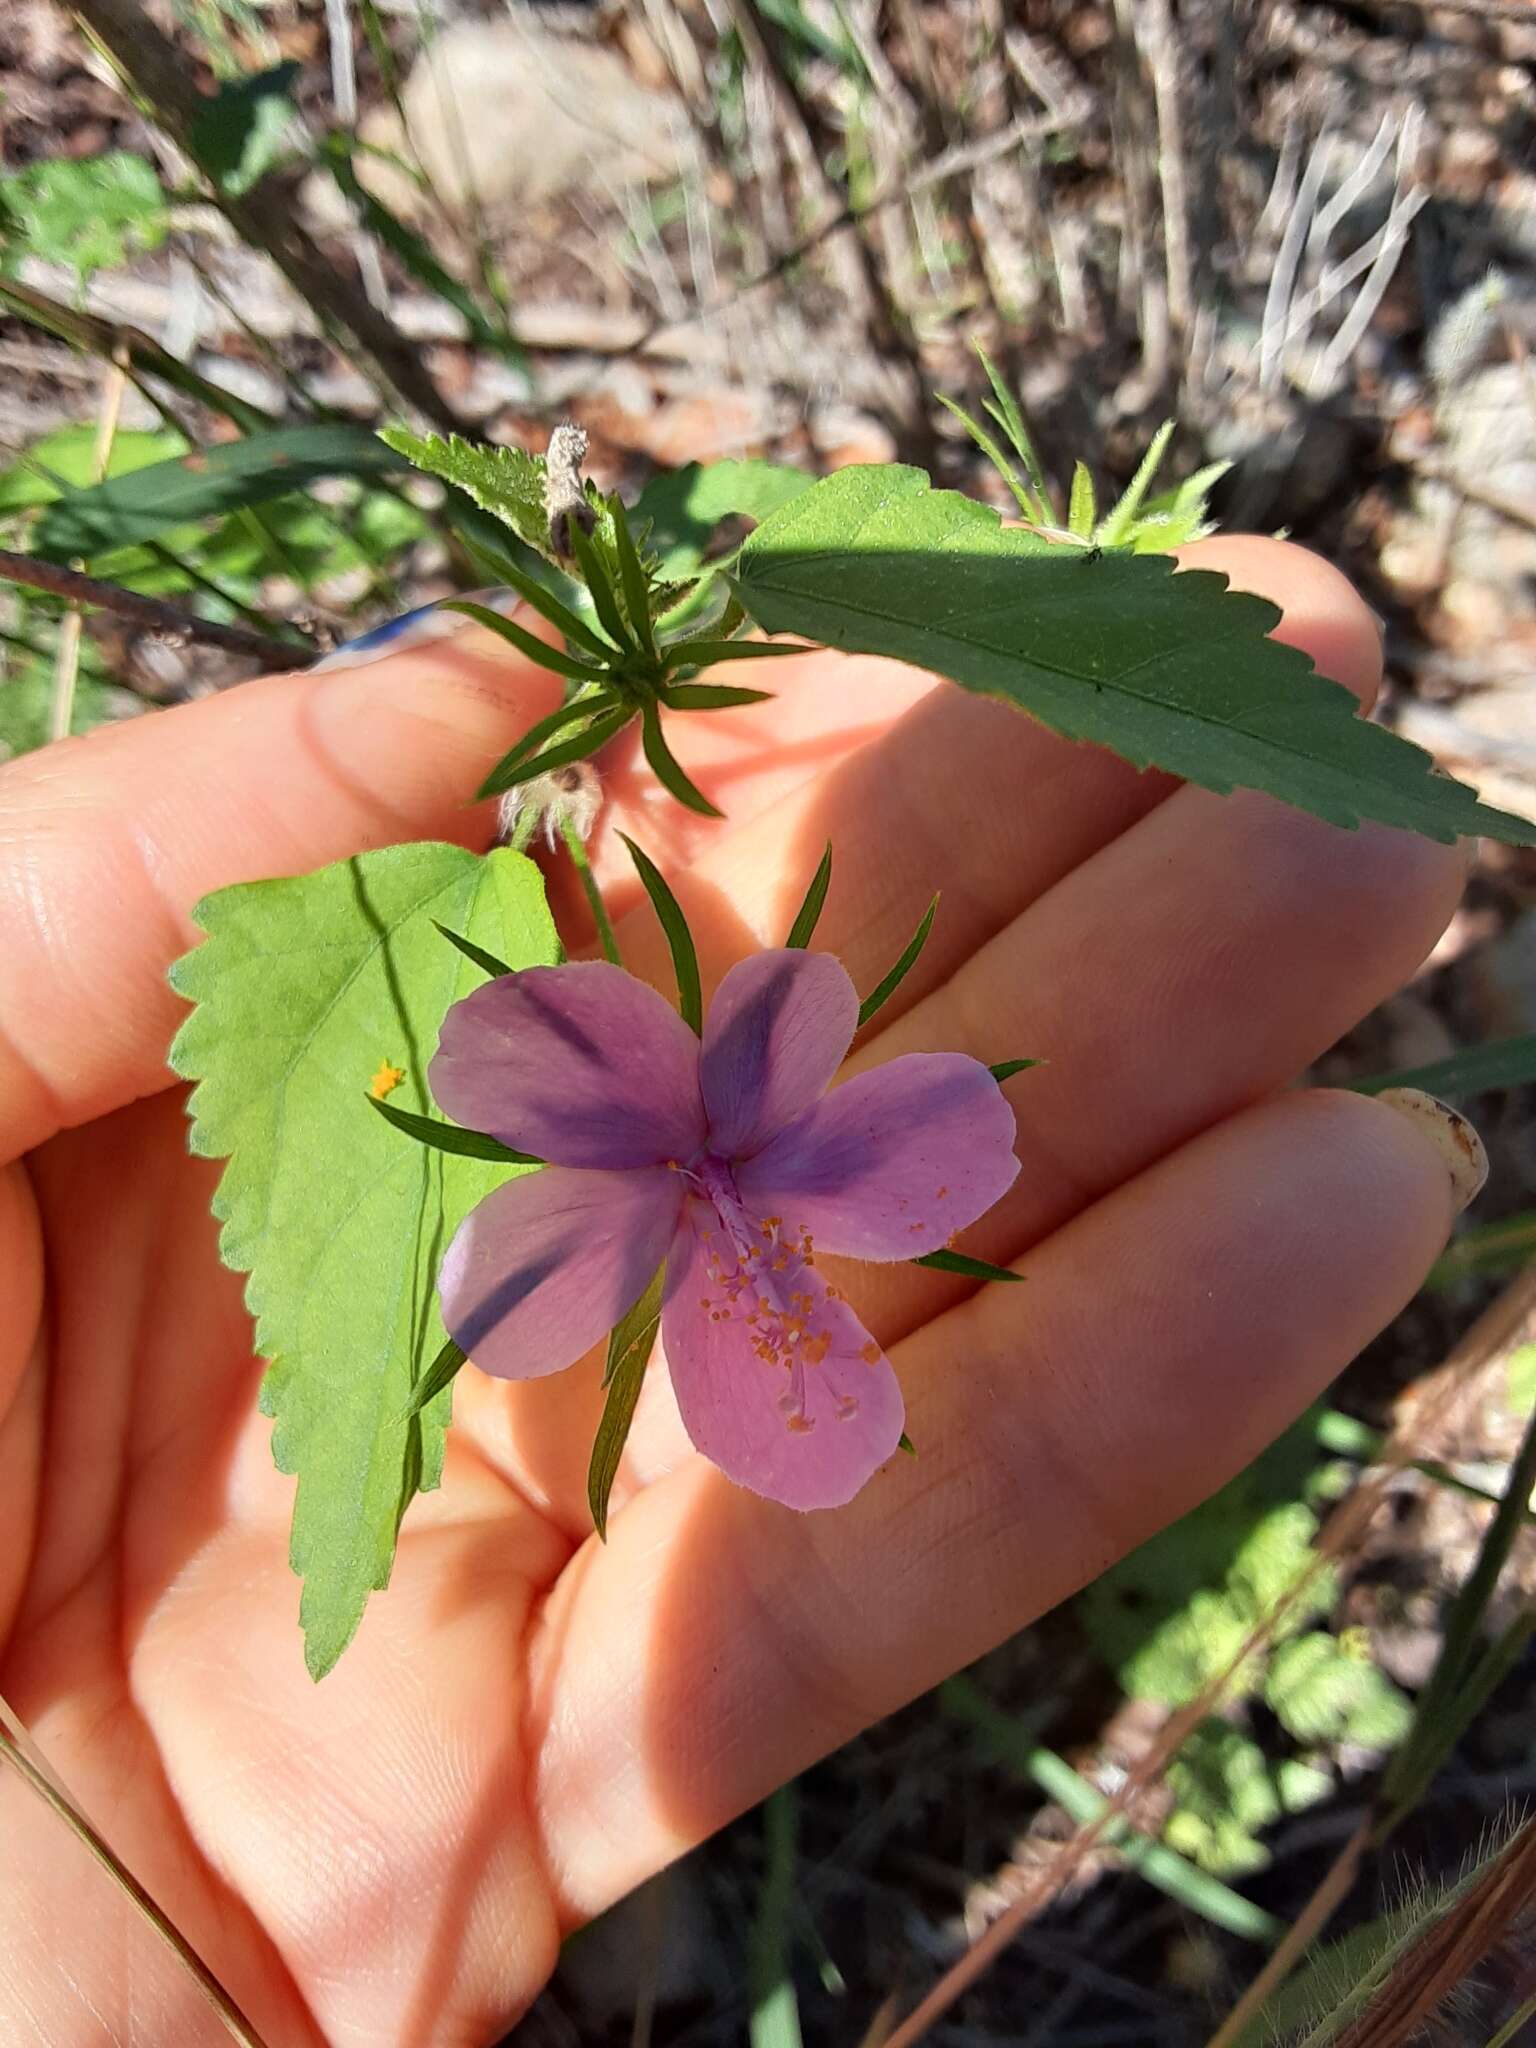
<box><xmin>0</xmin><ymin>538</ymin><xmax>1466</xmax><ymax>2047</ymax></box>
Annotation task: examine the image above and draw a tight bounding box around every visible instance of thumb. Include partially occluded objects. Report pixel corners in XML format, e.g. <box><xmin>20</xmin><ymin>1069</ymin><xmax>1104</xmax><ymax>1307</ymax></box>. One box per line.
<box><xmin>0</xmin><ymin>616</ymin><xmax>559</xmax><ymax>1160</ymax></box>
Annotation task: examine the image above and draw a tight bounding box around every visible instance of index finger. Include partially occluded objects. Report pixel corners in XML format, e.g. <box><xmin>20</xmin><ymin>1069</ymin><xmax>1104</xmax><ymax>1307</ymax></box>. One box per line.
<box><xmin>0</xmin><ymin>623</ymin><xmax>555</xmax><ymax>1162</ymax></box>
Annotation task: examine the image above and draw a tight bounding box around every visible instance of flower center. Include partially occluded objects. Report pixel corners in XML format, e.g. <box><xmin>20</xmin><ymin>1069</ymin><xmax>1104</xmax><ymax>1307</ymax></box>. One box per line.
<box><xmin>681</xmin><ymin>1151</ymin><xmax>846</xmax><ymax>1433</ymax></box>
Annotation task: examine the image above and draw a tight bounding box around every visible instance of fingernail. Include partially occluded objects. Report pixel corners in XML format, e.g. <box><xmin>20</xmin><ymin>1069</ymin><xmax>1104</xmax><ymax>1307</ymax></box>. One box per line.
<box><xmin>1377</xmin><ymin>1087</ymin><xmax>1488</xmax><ymax>1213</ymax></box>
<box><xmin>309</xmin><ymin>587</ymin><xmax>522</xmax><ymax>672</ymax></box>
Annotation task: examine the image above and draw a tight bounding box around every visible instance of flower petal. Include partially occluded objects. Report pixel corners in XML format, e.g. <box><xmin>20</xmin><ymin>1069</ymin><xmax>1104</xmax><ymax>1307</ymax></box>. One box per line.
<box><xmin>440</xmin><ymin>1165</ymin><xmax>682</xmax><ymax>1380</ymax></box>
<box><xmin>661</xmin><ymin>1200</ymin><xmax>905</xmax><ymax>1509</ymax></box>
<box><xmin>431</xmin><ymin>963</ymin><xmax>706</xmax><ymax>1168</ymax></box>
<box><xmin>700</xmin><ymin>949</ymin><xmax>858</xmax><ymax>1160</ymax></box>
<box><xmin>736</xmin><ymin>1052</ymin><xmax>1019</xmax><ymax>1260</ymax></box>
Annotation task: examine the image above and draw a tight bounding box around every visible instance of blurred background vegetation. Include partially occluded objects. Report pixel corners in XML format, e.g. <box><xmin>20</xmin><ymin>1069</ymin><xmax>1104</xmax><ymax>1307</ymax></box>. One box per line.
<box><xmin>3</xmin><ymin>0</ymin><xmax>1536</xmax><ymax>2041</ymax></box>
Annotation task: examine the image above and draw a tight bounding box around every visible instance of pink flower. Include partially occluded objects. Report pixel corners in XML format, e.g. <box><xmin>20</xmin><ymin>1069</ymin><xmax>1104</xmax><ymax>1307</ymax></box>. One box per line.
<box><xmin>430</xmin><ymin>951</ymin><xmax>1019</xmax><ymax>1509</ymax></box>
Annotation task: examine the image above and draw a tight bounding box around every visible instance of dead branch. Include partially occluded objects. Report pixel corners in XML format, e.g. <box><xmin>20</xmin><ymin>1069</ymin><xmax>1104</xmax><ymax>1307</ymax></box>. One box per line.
<box><xmin>0</xmin><ymin>551</ymin><xmax>312</xmax><ymax>672</ymax></box>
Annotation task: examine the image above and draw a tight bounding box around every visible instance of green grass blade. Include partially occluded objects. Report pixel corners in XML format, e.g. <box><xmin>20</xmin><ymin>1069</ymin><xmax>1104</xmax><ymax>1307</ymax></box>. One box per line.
<box><xmin>620</xmin><ymin>833</ymin><xmax>702</xmax><ymax>1033</ymax></box>
<box><xmin>857</xmin><ymin>895</ymin><xmax>938</xmax><ymax>1029</ymax></box>
<box><xmin>943</xmin><ymin>1679</ymin><xmax>1283</xmax><ymax>1945</ymax></box>
<box><xmin>1352</xmin><ymin>1033</ymin><xmax>1536</xmax><ymax>1102</ymax></box>
<box><xmin>749</xmin><ymin>1787</ymin><xmax>804</xmax><ymax>2048</ymax></box>
<box><xmin>785</xmin><ymin>843</ymin><xmax>832</xmax><ymax>949</ymax></box>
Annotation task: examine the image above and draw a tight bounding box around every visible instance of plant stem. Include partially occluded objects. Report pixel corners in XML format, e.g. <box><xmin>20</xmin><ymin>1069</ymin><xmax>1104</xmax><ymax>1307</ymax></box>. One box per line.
<box><xmin>0</xmin><ymin>551</ymin><xmax>310</xmax><ymax>671</ymax></box>
<box><xmin>0</xmin><ymin>1704</ymin><xmax>272</xmax><ymax>2048</ymax></box>
<box><xmin>561</xmin><ymin>817</ymin><xmax>622</xmax><ymax>965</ymax></box>
<box><xmin>51</xmin><ymin>358</ymin><xmax>127</xmax><ymax>741</ymax></box>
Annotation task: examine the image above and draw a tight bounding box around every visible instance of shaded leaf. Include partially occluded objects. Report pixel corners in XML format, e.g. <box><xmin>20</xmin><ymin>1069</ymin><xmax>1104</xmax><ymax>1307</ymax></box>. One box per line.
<box><xmin>188</xmin><ymin>63</ymin><xmax>301</xmax><ymax>197</ymax></box>
<box><xmin>35</xmin><ymin>423</ymin><xmax>406</xmax><ymax>559</ymax></box>
<box><xmin>168</xmin><ymin>843</ymin><xmax>558</xmax><ymax>1677</ymax></box>
<box><xmin>732</xmin><ymin>465</ymin><xmax>1536</xmax><ymax>846</ymax></box>
<box><xmin>632</xmin><ymin>459</ymin><xmax>815</xmax><ymax>581</ymax></box>
<box><xmin>1352</xmin><ymin>1032</ymin><xmax>1536</xmax><ymax>1102</ymax></box>
<box><xmin>0</xmin><ymin>152</ymin><xmax>169</xmax><ymax>282</ymax></box>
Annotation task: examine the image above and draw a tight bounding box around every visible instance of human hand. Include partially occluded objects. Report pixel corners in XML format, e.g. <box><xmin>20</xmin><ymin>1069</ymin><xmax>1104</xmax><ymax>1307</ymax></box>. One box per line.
<box><xmin>0</xmin><ymin>538</ymin><xmax>1471</xmax><ymax>2045</ymax></box>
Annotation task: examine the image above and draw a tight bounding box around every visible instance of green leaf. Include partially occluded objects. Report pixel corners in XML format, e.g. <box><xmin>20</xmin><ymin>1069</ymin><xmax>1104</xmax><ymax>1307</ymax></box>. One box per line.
<box><xmin>733</xmin><ymin>466</ymin><xmax>1536</xmax><ymax>847</ymax></box>
<box><xmin>367</xmin><ymin>1094</ymin><xmax>540</xmax><ymax>1165</ymax></box>
<box><xmin>659</xmin><ymin>682</ymin><xmax>776</xmax><ymax>709</ymax></box>
<box><xmin>188</xmin><ymin>63</ymin><xmax>301</xmax><ymax>196</ymax></box>
<box><xmin>476</xmin><ymin>703</ymin><xmax>631</xmax><ymax>800</ymax></box>
<box><xmin>34</xmin><ymin>423</ymin><xmax>406</xmax><ymax>559</ymax></box>
<box><xmin>1352</xmin><ymin>1032</ymin><xmax>1536</xmax><ymax>1102</ymax></box>
<box><xmin>935</xmin><ymin>393</ymin><xmax>1043</xmax><ymax>524</ymax></box>
<box><xmin>976</xmin><ymin>343</ymin><xmax>1053</xmax><ymax>519</ymax></box>
<box><xmin>989</xmin><ymin>1059</ymin><xmax>1039</xmax><ymax>1083</ymax></box>
<box><xmin>432</xmin><ymin>920</ymin><xmax>514</xmax><ymax>979</ymax></box>
<box><xmin>1264</xmin><ymin>1630</ymin><xmax>1413</xmax><ymax>1749</ymax></box>
<box><xmin>489</xmin><ymin>694</ymin><xmax>619</xmax><ymax>784</ymax></box>
<box><xmin>620</xmin><ymin>834</ymin><xmax>702</xmax><ymax>1033</ymax></box>
<box><xmin>857</xmin><ymin>894</ymin><xmax>938</xmax><ymax>1029</ymax></box>
<box><xmin>1067</xmin><ymin>461</ymin><xmax>1097</xmax><ymax>540</ymax></box>
<box><xmin>444</xmin><ymin>600</ymin><xmax>613</xmax><ymax>684</ymax></box>
<box><xmin>403</xmin><ymin>1337</ymin><xmax>465</xmax><ymax>1419</ymax></box>
<box><xmin>378</xmin><ymin>427</ymin><xmax>549</xmax><ymax>556</ymax></box>
<box><xmin>589</xmin><ymin>1267</ymin><xmax>664</xmax><ymax>1535</ymax></box>
<box><xmin>785</xmin><ymin>843</ymin><xmax>832</xmax><ymax>949</ymax></box>
<box><xmin>1097</xmin><ymin>422</ymin><xmax>1177</xmax><ymax>548</ymax></box>
<box><xmin>911</xmin><ymin>1246</ymin><xmax>1024</xmax><ymax>1283</ymax></box>
<box><xmin>320</xmin><ymin>134</ymin><xmax>523</xmax><ymax>364</ymax></box>
<box><xmin>447</xmin><ymin>539</ymin><xmax>615</xmax><ymax>660</ymax></box>
<box><xmin>0</xmin><ymin>152</ymin><xmax>169</xmax><ymax>282</ymax></box>
<box><xmin>168</xmin><ymin>843</ymin><xmax>559</xmax><ymax>1678</ymax></box>
<box><xmin>0</xmin><ymin>424</ymin><xmax>186</xmax><ymax>514</ymax></box>
<box><xmin>631</xmin><ymin>459</ymin><xmax>816</xmax><ymax>582</ymax></box>
<box><xmin>749</xmin><ymin>1787</ymin><xmax>805</xmax><ymax>2048</ymax></box>
<box><xmin>640</xmin><ymin>699</ymin><xmax>722</xmax><ymax>818</ymax></box>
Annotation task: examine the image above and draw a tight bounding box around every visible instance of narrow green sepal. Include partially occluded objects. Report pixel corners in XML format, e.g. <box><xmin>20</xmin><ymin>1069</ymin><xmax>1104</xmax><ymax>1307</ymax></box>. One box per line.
<box><xmin>609</xmin><ymin>496</ymin><xmax>658</xmax><ymax>657</ymax></box>
<box><xmin>403</xmin><ymin>1337</ymin><xmax>466</xmax><ymax>1420</ymax></box>
<box><xmin>457</xmin><ymin>553</ymin><xmax>618</xmax><ymax>660</ymax></box>
<box><xmin>662</xmin><ymin>637</ymin><xmax>803</xmax><ymax>667</ymax></box>
<box><xmin>443</xmin><ymin>599</ymin><xmax>613</xmax><ymax>683</ymax></box>
<box><xmin>569</xmin><ymin>522</ymin><xmax>636</xmax><ymax>654</ymax></box>
<box><xmin>620</xmin><ymin>833</ymin><xmax>702</xmax><ymax>1034</ymax></box>
<box><xmin>640</xmin><ymin>699</ymin><xmax>723</xmax><ymax>818</ymax></box>
<box><xmin>367</xmin><ymin>1093</ymin><xmax>541</xmax><ymax>1165</ymax></box>
<box><xmin>785</xmin><ymin>843</ymin><xmax>832</xmax><ymax>949</ymax></box>
<box><xmin>432</xmin><ymin>920</ymin><xmax>515</xmax><ymax>978</ymax></box>
<box><xmin>489</xmin><ymin>692</ymin><xmax>618</xmax><ymax>785</ymax></box>
<box><xmin>911</xmin><ymin>1246</ymin><xmax>1025</xmax><ymax>1284</ymax></box>
<box><xmin>857</xmin><ymin>895</ymin><xmax>938</xmax><ymax>1029</ymax></box>
<box><xmin>897</xmin><ymin>1432</ymin><xmax>917</xmax><ymax>1457</ymax></box>
<box><xmin>476</xmin><ymin>703</ymin><xmax>631</xmax><ymax>799</ymax></box>
<box><xmin>989</xmin><ymin>1059</ymin><xmax>1040</xmax><ymax>1083</ymax></box>
<box><xmin>659</xmin><ymin>682</ymin><xmax>775</xmax><ymax>710</ymax></box>
<box><xmin>590</xmin><ymin>1267</ymin><xmax>666</xmax><ymax>1536</ymax></box>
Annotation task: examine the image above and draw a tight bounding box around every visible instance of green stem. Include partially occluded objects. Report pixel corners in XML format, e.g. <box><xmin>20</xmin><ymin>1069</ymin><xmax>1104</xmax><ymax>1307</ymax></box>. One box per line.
<box><xmin>1485</xmin><ymin>1989</ymin><xmax>1536</xmax><ymax>2048</ymax></box>
<box><xmin>561</xmin><ymin>817</ymin><xmax>621</xmax><ymax>966</ymax></box>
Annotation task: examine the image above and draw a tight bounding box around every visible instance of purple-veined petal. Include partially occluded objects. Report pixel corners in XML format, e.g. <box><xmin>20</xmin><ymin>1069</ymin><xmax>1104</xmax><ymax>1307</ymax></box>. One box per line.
<box><xmin>700</xmin><ymin>948</ymin><xmax>858</xmax><ymax>1160</ymax></box>
<box><xmin>736</xmin><ymin>1052</ymin><xmax>1019</xmax><ymax>1261</ymax></box>
<box><xmin>660</xmin><ymin>1199</ymin><xmax>905</xmax><ymax>1510</ymax></box>
<box><xmin>431</xmin><ymin>963</ymin><xmax>706</xmax><ymax>1169</ymax></box>
<box><xmin>439</xmin><ymin>1164</ymin><xmax>682</xmax><ymax>1380</ymax></box>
